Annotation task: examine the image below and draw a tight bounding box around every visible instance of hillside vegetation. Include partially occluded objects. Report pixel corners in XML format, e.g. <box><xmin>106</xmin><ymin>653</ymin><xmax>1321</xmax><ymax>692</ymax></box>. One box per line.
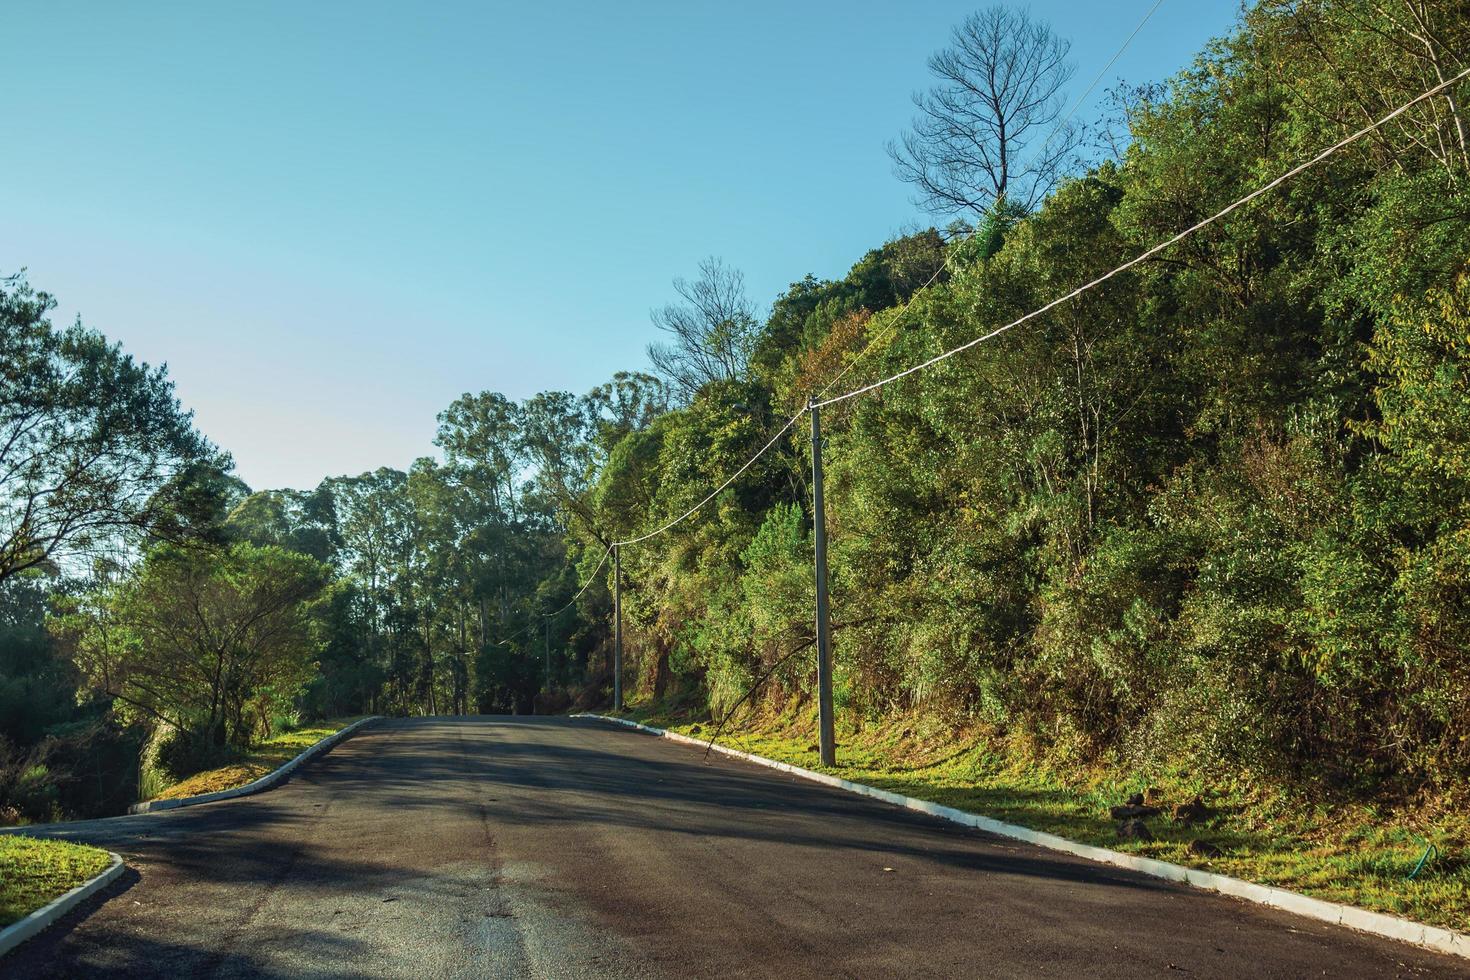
<box><xmin>584</xmin><ymin>1</ymin><xmax>1470</xmax><ymax>810</ymax></box>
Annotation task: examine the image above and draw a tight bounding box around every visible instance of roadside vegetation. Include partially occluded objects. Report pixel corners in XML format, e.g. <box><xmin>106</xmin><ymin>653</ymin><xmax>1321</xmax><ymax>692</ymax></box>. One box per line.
<box><xmin>147</xmin><ymin>718</ymin><xmax>364</xmax><ymax>803</ymax></box>
<box><xmin>621</xmin><ymin>701</ymin><xmax>1470</xmax><ymax>931</ymax></box>
<box><xmin>0</xmin><ymin>836</ymin><xmax>112</xmax><ymax>927</ymax></box>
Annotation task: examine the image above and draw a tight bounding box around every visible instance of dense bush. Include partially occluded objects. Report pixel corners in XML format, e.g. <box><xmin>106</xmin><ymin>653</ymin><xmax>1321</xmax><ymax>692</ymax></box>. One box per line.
<box><xmin>154</xmin><ymin>728</ymin><xmax>239</xmax><ymax>783</ymax></box>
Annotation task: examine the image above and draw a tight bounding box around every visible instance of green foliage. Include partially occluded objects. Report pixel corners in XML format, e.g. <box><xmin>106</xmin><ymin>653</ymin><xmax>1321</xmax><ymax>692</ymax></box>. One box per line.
<box><xmin>53</xmin><ymin>542</ymin><xmax>331</xmax><ymax>748</ymax></box>
<box><xmin>1360</xmin><ymin>278</ymin><xmax>1470</xmax><ymax>522</ymax></box>
<box><xmin>740</xmin><ymin>504</ymin><xmax>810</xmax><ymax>644</ymax></box>
<box><xmin>154</xmin><ymin>728</ymin><xmax>240</xmax><ymax>782</ymax></box>
<box><xmin>0</xmin><ymin>275</ymin><xmax>221</xmax><ymax>585</ymax></box>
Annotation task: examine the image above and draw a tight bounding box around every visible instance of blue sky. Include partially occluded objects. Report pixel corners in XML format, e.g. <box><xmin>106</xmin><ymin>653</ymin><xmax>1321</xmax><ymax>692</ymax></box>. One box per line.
<box><xmin>4</xmin><ymin>1</ymin><xmax>1241</xmax><ymax>491</ymax></box>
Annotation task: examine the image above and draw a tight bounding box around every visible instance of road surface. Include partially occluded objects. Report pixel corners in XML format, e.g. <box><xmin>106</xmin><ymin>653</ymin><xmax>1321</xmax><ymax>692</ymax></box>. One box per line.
<box><xmin>2</xmin><ymin>717</ymin><xmax>1464</xmax><ymax>978</ymax></box>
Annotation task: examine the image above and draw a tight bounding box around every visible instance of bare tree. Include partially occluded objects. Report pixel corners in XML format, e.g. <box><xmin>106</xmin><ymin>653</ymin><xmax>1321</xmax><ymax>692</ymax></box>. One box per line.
<box><xmin>646</xmin><ymin>258</ymin><xmax>759</xmax><ymax>403</ymax></box>
<box><xmin>889</xmin><ymin>6</ymin><xmax>1081</xmax><ymax>216</ymax></box>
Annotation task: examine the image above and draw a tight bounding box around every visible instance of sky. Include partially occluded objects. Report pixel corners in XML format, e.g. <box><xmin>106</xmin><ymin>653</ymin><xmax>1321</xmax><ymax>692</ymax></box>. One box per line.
<box><xmin>3</xmin><ymin>1</ymin><xmax>1241</xmax><ymax>491</ymax></box>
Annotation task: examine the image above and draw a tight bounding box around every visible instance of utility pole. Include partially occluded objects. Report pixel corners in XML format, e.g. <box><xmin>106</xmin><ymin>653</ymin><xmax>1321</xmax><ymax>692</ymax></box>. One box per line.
<box><xmin>809</xmin><ymin>398</ymin><xmax>836</xmax><ymax>766</ymax></box>
<box><xmin>613</xmin><ymin>543</ymin><xmax>623</xmax><ymax>711</ymax></box>
<box><xmin>544</xmin><ymin>615</ymin><xmax>551</xmax><ymax>694</ymax></box>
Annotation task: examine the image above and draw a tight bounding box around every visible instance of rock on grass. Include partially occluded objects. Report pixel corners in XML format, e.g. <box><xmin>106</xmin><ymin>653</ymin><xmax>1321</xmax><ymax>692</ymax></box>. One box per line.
<box><xmin>1117</xmin><ymin>818</ymin><xmax>1154</xmax><ymax>841</ymax></box>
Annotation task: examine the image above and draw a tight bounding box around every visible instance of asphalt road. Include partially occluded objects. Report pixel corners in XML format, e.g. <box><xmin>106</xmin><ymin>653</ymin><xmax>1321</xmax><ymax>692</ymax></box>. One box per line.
<box><xmin>2</xmin><ymin>716</ymin><xmax>1466</xmax><ymax>978</ymax></box>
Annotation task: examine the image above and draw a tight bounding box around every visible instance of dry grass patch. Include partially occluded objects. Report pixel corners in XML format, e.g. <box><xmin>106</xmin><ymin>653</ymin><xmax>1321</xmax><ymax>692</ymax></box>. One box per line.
<box><xmin>151</xmin><ymin>718</ymin><xmax>364</xmax><ymax>802</ymax></box>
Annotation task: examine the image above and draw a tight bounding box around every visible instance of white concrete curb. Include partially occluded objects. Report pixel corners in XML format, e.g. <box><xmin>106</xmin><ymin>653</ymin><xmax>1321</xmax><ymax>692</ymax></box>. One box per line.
<box><xmin>575</xmin><ymin>712</ymin><xmax>1470</xmax><ymax>961</ymax></box>
<box><xmin>128</xmin><ymin>716</ymin><xmax>381</xmax><ymax>814</ymax></box>
<box><xmin>0</xmin><ymin>849</ymin><xmax>123</xmax><ymax>959</ymax></box>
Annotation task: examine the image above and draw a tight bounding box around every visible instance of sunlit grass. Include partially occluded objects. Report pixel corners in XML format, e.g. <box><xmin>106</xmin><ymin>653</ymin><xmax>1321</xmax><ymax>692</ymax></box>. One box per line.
<box><xmin>150</xmin><ymin>717</ymin><xmax>364</xmax><ymax>802</ymax></box>
<box><xmin>617</xmin><ymin>702</ymin><xmax>1470</xmax><ymax>932</ymax></box>
<box><xmin>0</xmin><ymin>836</ymin><xmax>113</xmax><ymax>927</ymax></box>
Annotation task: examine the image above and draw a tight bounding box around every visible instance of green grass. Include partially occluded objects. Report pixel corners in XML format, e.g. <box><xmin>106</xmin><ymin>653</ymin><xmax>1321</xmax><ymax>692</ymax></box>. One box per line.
<box><xmin>150</xmin><ymin>717</ymin><xmax>364</xmax><ymax>802</ymax></box>
<box><xmin>0</xmin><ymin>836</ymin><xmax>113</xmax><ymax>927</ymax></box>
<box><xmin>616</xmin><ymin>701</ymin><xmax>1470</xmax><ymax>933</ymax></box>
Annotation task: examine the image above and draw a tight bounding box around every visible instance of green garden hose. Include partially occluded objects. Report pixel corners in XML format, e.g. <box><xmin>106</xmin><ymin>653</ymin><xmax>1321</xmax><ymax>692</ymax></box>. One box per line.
<box><xmin>1407</xmin><ymin>842</ymin><xmax>1438</xmax><ymax>881</ymax></box>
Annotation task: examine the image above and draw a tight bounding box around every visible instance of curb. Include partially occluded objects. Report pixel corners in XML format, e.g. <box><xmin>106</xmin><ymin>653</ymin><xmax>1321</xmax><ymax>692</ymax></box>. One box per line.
<box><xmin>575</xmin><ymin>712</ymin><xmax>1470</xmax><ymax>961</ymax></box>
<box><xmin>0</xmin><ymin>850</ymin><xmax>123</xmax><ymax>959</ymax></box>
<box><xmin>128</xmin><ymin>716</ymin><xmax>381</xmax><ymax>814</ymax></box>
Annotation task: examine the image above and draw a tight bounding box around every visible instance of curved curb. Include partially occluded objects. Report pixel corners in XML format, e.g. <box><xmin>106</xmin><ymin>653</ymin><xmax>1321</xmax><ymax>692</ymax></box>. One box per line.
<box><xmin>0</xmin><ymin>850</ymin><xmax>123</xmax><ymax>959</ymax></box>
<box><xmin>575</xmin><ymin>712</ymin><xmax>1470</xmax><ymax>961</ymax></box>
<box><xmin>128</xmin><ymin>716</ymin><xmax>381</xmax><ymax>814</ymax></box>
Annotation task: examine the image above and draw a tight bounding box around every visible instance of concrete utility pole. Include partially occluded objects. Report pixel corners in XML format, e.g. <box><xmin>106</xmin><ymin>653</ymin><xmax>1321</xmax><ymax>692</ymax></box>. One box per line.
<box><xmin>808</xmin><ymin>398</ymin><xmax>836</xmax><ymax>766</ymax></box>
<box><xmin>544</xmin><ymin>616</ymin><xmax>551</xmax><ymax>693</ymax></box>
<box><xmin>613</xmin><ymin>544</ymin><xmax>623</xmax><ymax>711</ymax></box>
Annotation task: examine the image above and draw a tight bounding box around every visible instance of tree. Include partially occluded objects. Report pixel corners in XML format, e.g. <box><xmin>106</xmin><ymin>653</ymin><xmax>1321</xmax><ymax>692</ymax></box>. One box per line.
<box><xmin>0</xmin><ymin>276</ymin><xmax>221</xmax><ymax>585</ymax></box>
<box><xmin>434</xmin><ymin>394</ymin><xmax>533</xmax><ymax>647</ymax></box>
<box><xmin>1254</xmin><ymin>0</ymin><xmax>1469</xmax><ymax>182</ymax></box>
<box><xmin>435</xmin><ymin>392</ymin><xmax>524</xmax><ymax>520</ymax></box>
<box><xmin>54</xmin><ymin>542</ymin><xmax>330</xmax><ymax>748</ymax></box>
<box><xmin>582</xmin><ymin>372</ymin><xmax>670</xmax><ymax>454</ymax></box>
<box><xmin>520</xmin><ymin>390</ymin><xmax>599</xmax><ymax>540</ymax></box>
<box><xmin>889</xmin><ymin>6</ymin><xmax>1080</xmax><ymax>215</ymax></box>
<box><xmin>227</xmin><ymin>486</ymin><xmax>340</xmax><ymax>563</ymax></box>
<box><xmin>647</xmin><ymin>258</ymin><xmax>760</xmax><ymax>402</ymax></box>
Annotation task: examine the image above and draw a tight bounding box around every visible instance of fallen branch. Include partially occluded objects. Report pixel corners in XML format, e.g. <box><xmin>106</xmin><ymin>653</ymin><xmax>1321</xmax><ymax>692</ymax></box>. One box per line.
<box><xmin>703</xmin><ymin>637</ymin><xmax>817</xmax><ymax>760</ymax></box>
<box><xmin>701</xmin><ymin>615</ymin><xmax>881</xmax><ymax>760</ymax></box>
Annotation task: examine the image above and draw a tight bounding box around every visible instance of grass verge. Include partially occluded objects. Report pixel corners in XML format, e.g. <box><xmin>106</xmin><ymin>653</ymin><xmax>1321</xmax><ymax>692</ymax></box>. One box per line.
<box><xmin>614</xmin><ymin>701</ymin><xmax>1470</xmax><ymax>934</ymax></box>
<box><xmin>150</xmin><ymin>717</ymin><xmax>364</xmax><ymax>802</ymax></box>
<box><xmin>0</xmin><ymin>836</ymin><xmax>113</xmax><ymax>927</ymax></box>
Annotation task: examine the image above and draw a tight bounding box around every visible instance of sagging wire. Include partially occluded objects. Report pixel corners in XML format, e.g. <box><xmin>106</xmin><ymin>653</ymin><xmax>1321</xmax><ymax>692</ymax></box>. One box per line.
<box><xmin>495</xmin><ymin>544</ymin><xmax>613</xmax><ymax>648</ymax></box>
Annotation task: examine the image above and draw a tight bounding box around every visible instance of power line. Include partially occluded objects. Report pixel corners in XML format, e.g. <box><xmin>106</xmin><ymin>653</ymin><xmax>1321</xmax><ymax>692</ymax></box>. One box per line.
<box><xmin>555</xmin><ymin>544</ymin><xmax>614</xmax><ymax>613</ymax></box>
<box><xmin>814</xmin><ymin>66</ymin><xmax>1470</xmax><ymax>409</ymax></box>
<box><xmin>612</xmin><ymin>258</ymin><xmax>933</xmax><ymax>547</ymax></box>
<box><xmin>1026</xmin><ymin>0</ymin><xmax>1167</xmax><ymax>171</ymax></box>
<box><xmin>608</xmin><ymin>170</ymin><xmax>951</xmax><ymax>548</ymax></box>
<box><xmin>604</xmin><ymin>66</ymin><xmax>1469</xmax><ymax>548</ymax></box>
<box><xmin>613</xmin><ymin>411</ymin><xmax>804</xmax><ymax>547</ymax></box>
<box><xmin>603</xmin><ymin>0</ymin><xmax>1169</xmax><ymax>549</ymax></box>
<box><xmin>813</xmin><ymin>260</ymin><xmax>947</xmax><ymax>402</ymax></box>
<box><xmin>497</xmin><ymin>544</ymin><xmax>613</xmax><ymax>646</ymax></box>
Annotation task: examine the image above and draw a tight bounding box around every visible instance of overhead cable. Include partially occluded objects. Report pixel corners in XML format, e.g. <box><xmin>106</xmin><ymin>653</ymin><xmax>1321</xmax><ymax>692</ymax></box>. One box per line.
<box><xmin>1029</xmin><ymin>0</ymin><xmax>1167</xmax><ymax>170</ymax></box>
<box><xmin>558</xmin><ymin>544</ymin><xmax>614</xmax><ymax>611</ymax></box>
<box><xmin>496</xmin><ymin>544</ymin><xmax>614</xmax><ymax>646</ymax></box>
<box><xmin>613</xmin><ymin>412</ymin><xmax>804</xmax><ymax>546</ymax></box>
<box><xmin>608</xmin><ymin>66</ymin><xmax>1470</xmax><ymax>545</ymax></box>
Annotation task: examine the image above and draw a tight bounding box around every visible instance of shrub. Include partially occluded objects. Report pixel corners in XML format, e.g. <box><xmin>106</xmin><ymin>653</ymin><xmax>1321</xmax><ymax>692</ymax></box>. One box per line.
<box><xmin>155</xmin><ymin>728</ymin><xmax>239</xmax><ymax>782</ymax></box>
<box><xmin>0</xmin><ymin>740</ymin><xmax>60</xmax><ymax>824</ymax></box>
